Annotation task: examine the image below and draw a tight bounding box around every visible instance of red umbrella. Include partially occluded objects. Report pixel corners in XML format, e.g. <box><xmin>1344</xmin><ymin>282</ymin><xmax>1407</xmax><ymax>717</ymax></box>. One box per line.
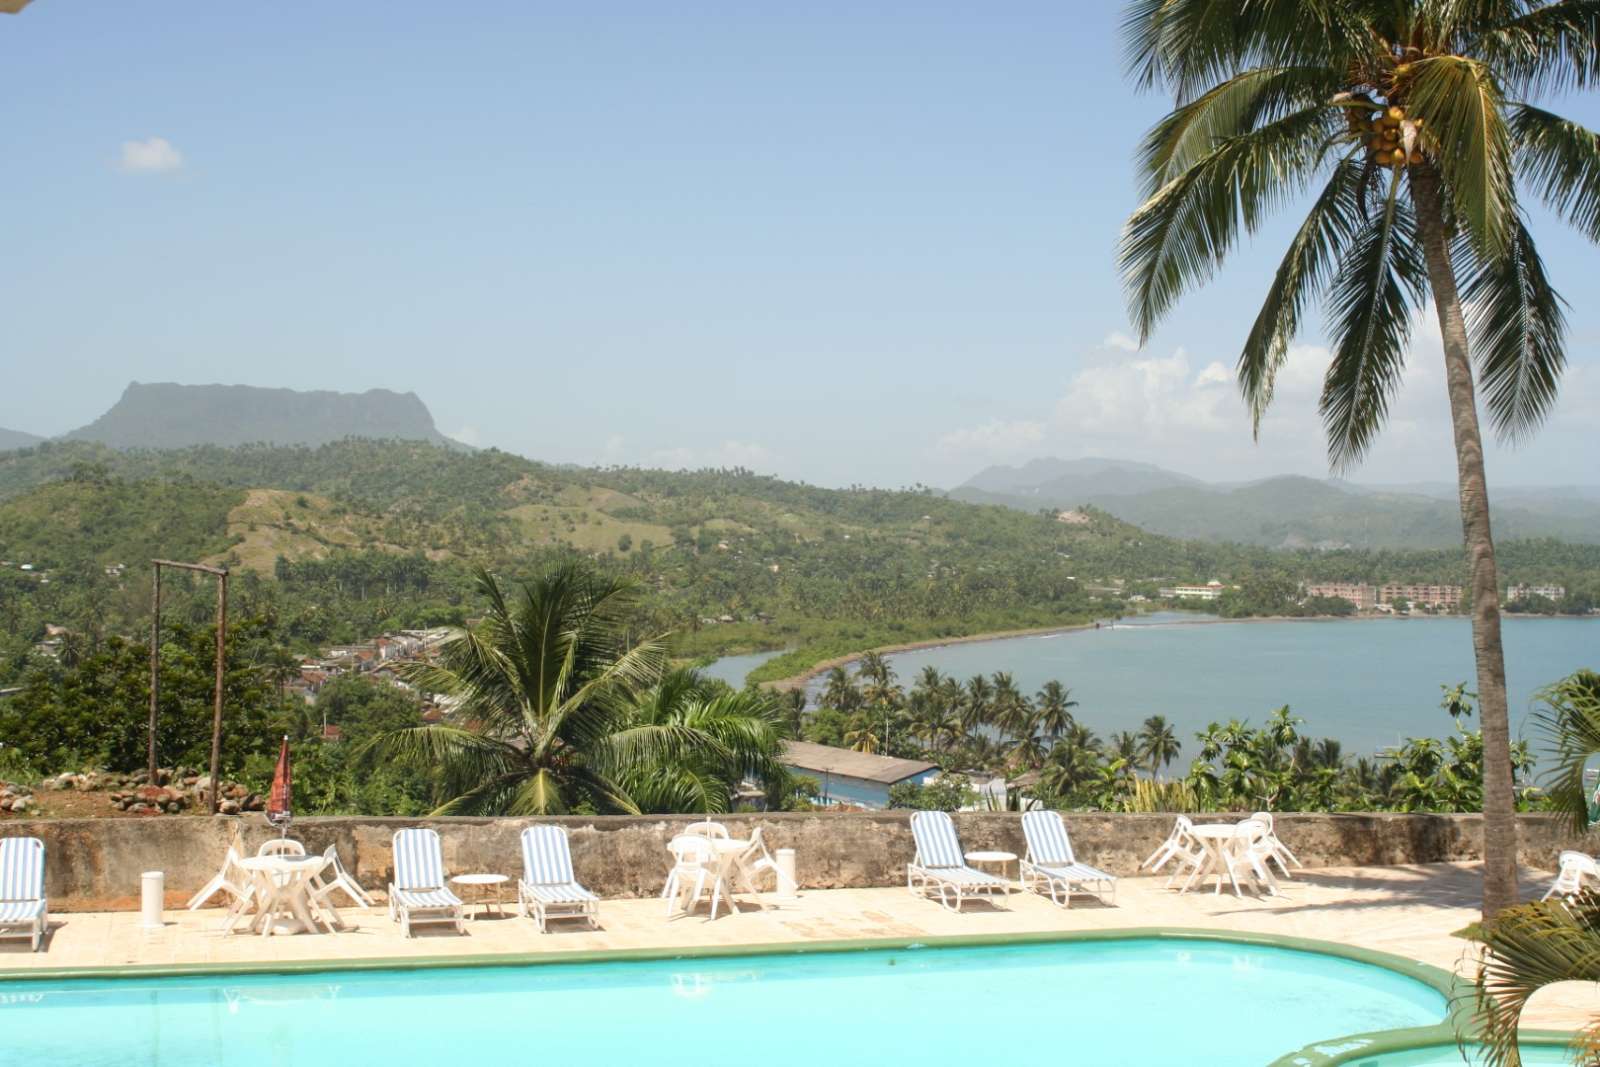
<box><xmin>267</xmin><ymin>735</ymin><xmax>292</xmax><ymax>833</ymax></box>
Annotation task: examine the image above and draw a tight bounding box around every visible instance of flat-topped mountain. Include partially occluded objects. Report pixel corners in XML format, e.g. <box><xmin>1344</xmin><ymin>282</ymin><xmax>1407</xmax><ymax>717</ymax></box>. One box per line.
<box><xmin>0</xmin><ymin>427</ymin><xmax>44</xmax><ymax>452</ymax></box>
<box><xmin>61</xmin><ymin>382</ymin><xmax>461</xmax><ymax>450</ymax></box>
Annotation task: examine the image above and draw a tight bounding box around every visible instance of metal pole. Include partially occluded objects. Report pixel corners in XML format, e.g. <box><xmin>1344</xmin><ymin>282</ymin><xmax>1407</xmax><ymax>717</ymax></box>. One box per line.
<box><xmin>147</xmin><ymin>564</ymin><xmax>161</xmax><ymax>784</ymax></box>
<box><xmin>208</xmin><ymin>569</ymin><xmax>228</xmax><ymax>814</ymax></box>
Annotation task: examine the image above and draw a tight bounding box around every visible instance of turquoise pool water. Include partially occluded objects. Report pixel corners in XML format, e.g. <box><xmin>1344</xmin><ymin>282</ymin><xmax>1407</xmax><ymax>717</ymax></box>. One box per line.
<box><xmin>0</xmin><ymin>938</ymin><xmax>1450</xmax><ymax>1066</ymax></box>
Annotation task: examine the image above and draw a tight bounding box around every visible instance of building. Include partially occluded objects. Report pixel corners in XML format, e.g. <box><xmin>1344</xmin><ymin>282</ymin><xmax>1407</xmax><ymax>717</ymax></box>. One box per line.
<box><xmin>1302</xmin><ymin>582</ymin><xmax>1376</xmax><ymax>611</ymax></box>
<box><xmin>1157</xmin><ymin>580</ymin><xmax>1227</xmax><ymax>601</ymax></box>
<box><xmin>1378</xmin><ymin>583</ymin><xmax>1463</xmax><ymax>611</ymax></box>
<box><xmin>1508</xmin><ymin>584</ymin><xmax>1566</xmax><ymax>602</ymax></box>
<box><xmin>780</xmin><ymin>740</ymin><xmax>937</xmax><ymax>810</ymax></box>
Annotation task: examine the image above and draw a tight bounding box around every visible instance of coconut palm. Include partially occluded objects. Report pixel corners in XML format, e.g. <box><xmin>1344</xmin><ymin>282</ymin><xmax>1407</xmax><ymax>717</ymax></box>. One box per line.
<box><xmin>1138</xmin><ymin>714</ymin><xmax>1182</xmax><ymax>776</ymax></box>
<box><xmin>620</xmin><ymin>668</ymin><xmax>792</xmax><ymax>813</ymax></box>
<box><xmin>373</xmin><ymin>564</ymin><xmax>670</xmax><ymax>815</ymax></box>
<box><xmin>1530</xmin><ymin>669</ymin><xmax>1600</xmax><ymax>830</ymax></box>
<box><xmin>962</xmin><ymin>674</ymin><xmax>994</xmax><ymax>734</ymax></box>
<box><xmin>821</xmin><ymin>666</ymin><xmax>861</xmax><ymax>712</ymax></box>
<box><xmin>1121</xmin><ymin>0</ymin><xmax>1598</xmax><ymax>917</ymax></box>
<box><xmin>1472</xmin><ymin>890</ymin><xmax>1600</xmax><ymax>1067</ymax></box>
<box><xmin>1034</xmin><ymin>680</ymin><xmax>1079</xmax><ymax>742</ymax></box>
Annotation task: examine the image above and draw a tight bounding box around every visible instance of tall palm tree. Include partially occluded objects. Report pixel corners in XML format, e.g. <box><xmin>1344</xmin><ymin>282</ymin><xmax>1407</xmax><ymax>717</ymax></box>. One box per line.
<box><xmin>821</xmin><ymin>666</ymin><xmax>861</xmax><ymax>712</ymax></box>
<box><xmin>372</xmin><ymin>564</ymin><xmax>674</xmax><ymax>814</ymax></box>
<box><xmin>1034</xmin><ymin>680</ymin><xmax>1079</xmax><ymax>742</ymax></box>
<box><xmin>1138</xmin><ymin>714</ymin><xmax>1182</xmax><ymax>776</ymax></box>
<box><xmin>962</xmin><ymin>674</ymin><xmax>994</xmax><ymax>735</ymax></box>
<box><xmin>1120</xmin><ymin>0</ymin><xmax>1597</xmax><ymax>917</ymax></box>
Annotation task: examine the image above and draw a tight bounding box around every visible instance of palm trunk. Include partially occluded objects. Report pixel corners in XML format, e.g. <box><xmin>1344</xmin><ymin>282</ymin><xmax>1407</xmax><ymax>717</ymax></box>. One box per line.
<box><xmin>1409</xmin><ymin>166</ymin><xmax>1518</xmax><ymax>919</ymax></box>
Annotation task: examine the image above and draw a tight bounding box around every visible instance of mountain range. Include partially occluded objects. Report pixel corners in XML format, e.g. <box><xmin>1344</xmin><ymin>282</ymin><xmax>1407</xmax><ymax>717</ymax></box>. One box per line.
<box><xmin>952</xmin><ymin>457</ymin><xmax>1600</xmax><ymax>550</ymax></box>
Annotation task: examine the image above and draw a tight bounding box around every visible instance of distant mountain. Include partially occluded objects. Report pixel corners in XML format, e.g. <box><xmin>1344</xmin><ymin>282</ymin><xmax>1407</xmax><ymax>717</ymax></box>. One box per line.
<box><xmin>61</xmin><ymin>382</ymin><xmax>462</xmax><ymax>450</ymax></box>
<box><xmin>0</xmin><ymin>427</ymin><xmax>44</xmax><ymax>452</ymax></box>
<box><xmin>951</xmin><ymin>458</ymin><xmax>1600</xmax><ymax>549</ymax></box>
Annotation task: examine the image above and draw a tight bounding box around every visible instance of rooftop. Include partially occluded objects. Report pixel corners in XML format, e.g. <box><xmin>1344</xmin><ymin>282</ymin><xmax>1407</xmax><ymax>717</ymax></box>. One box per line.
<box><xmin>780</xmin><ymin>740</ymin><xmax>937</xmax><ymax>784</ymax></box>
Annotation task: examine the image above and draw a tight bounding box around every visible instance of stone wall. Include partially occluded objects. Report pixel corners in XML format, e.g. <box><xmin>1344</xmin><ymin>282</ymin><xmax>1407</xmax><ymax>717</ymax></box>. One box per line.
<box><xmin>5</xmin><ymin>811</ymin><xmax>1588</xmax><ymax>911</ymax></box>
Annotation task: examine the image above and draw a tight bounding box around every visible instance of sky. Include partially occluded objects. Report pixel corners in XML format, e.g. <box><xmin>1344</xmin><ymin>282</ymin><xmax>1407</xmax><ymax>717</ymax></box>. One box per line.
<box><xmin>3</xmin><ymin>2</ymin><xmax>1598</xmax><ymax>490</ymax></box>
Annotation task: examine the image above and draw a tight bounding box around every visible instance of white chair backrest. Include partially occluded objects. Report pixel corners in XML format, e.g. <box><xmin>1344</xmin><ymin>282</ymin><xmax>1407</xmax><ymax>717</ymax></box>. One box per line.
<box><xmin>669</xmin><ymin>834</ymin><xmax>715</xmax><ymax>867</ymax></box>
<box><xmin>1237</xmin><ymin>819</ymin><xmax>1268</xmax><ymax>846</ymax></box>
<box><xmin>392</xmin><ymin>828</ymin><xmax>447</xmax><ymax>890</ymax></box>
<box><xmin>740</xmin><ymin>826</ymin><xmax>767</xmax><ymax>860</ymax></box>
<box><xmin>1251</xmin><ymin>811</ymin><xmax>1275</xmax><ymax>833</ymax></box>
<box><xmin>685</xmin><ymin>821</ymin><xmax>730</xmax><ymax>839</ymax></box>
<box><xmin>258</xmin><ymin>839</ymin><xmax>305</xmax><ymax>857</ymax></box>
<box><xmin>1022</xmin><ymin>810</ymin><xmax>1076</xmax><ymax>865</ymax></box>
<box><xmin>909</xmin><ymin>811</ymin><xmax>964</xmax><ymax>869</ymax></box>
<box><xmin>0</xmin><ymin>837</ymin><xmax>45</xmax><ymax>902</ymax></box>
<box><xmin>522</xmin><ymin>826</ymin><xmax>577</xmax><ymax>886</ymax></box>
<box><xmin>1561</xmin><ymin>850</ymin><xmax>1600</xmax><ymax>877</ymax></box>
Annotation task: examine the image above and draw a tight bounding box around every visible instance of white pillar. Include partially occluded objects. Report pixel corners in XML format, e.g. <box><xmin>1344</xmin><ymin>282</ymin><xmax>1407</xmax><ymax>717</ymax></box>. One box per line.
<box><xmin>140</xmin><ymin>871</ymin><xmax>165</xmax><ymax>929</ymax></box>
<box><xmin>775</xmin><ymin>848</ymin><xmax>798</xmax><ymax>901</ymax></box>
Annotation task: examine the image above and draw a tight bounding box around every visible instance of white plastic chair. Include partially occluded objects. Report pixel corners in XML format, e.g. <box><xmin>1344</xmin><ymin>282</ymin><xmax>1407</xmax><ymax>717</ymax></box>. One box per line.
<box><xmin>1147</xmin><ymin>816</ymin><xmax>1208</xmax><ymax>890</ymax></box>
<box><xmin>0</xmin><ymin>837</ymin><xmax>48</xmax><ymax>952</ymax></box>
<box><xmin>1251</xmin><ymin>811</ymin><xmax>1301</xmax><ymax>876</ymax></box>
<box><xmin>1220</xmin><ymin>819</ymin><xmax>1279</xmax><ymax>896</ymax></box>
<box><xmin>305</xmin><ymin>845</ymin><xmax>370</xmax><ymax>931</ymax></box>
<box><xmin>187</xmin><ymin>846</ymin><xmax>255</xmax><ymax>915</ymax></box>
<box><xmin>732</xmin><ymin>827</ymin><xmax>782</xmax><ymax>894</ymax></box>
<box><xmin>1543</xmin><ymin>851</ymin><xmax>1600</xmax><ymax>901</ymax></box>
<box><xmin>258</xmin><ymin>839</ymin><xmax>306</xmax><ymax>858</ymax></box>
<box><xmin>663</xmin><ymin>834</ymin><xmax>722</xmax><ymax>919</ymax></box>
<box><xmin>684</xmin><ymin>821</ymin><xmax>730</xmax><ymax>840</ymax></box>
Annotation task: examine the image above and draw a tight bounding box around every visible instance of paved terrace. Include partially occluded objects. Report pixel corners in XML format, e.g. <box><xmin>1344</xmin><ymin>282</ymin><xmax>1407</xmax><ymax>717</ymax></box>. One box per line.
<box><xmin>2</xmin><ymin>861</ymin><xmax>1593</xmax><ymax>1033</ymax></box>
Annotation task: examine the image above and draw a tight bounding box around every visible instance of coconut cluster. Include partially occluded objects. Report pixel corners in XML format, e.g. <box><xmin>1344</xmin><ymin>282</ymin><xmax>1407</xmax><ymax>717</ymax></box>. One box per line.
<box><xmin>1361</xmin><ymin>105</ymin><xmax>1424</xmax><ymax>169</ymax></box>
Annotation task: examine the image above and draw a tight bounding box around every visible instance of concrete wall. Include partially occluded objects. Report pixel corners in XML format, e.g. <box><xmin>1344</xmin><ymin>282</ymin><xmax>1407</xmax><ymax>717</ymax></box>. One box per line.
<box><xmin>5</xmin><ymin>811</ymin><xmax>1589</xmax><ymax>911</ymax></box>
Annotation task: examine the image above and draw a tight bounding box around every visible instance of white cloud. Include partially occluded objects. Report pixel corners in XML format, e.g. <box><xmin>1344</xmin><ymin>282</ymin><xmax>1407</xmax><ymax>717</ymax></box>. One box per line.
<box><xmin>117</xmin><ymin>136</ymin><xmax>183</xmax><ymax>174</ymax></box>
<box><xmin>1102</xmin><ymin>331</ymin><xmax>1139</xmax><ymax>352</ymax></box>
<box><xmin>935</xmin><ymin>418</ymin><xmax>1046</xmax><ymax>458</ymax></box>
<box><xmin>447</xmin><ymin>425</ymin><xmax>481</xmax><ymax>447</ymax></box>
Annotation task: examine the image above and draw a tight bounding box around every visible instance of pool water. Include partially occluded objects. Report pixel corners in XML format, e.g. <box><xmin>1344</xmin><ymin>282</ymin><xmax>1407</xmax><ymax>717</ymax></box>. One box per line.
<box><xmin>1</xmin><ymin>938</ymin><xmax>1450</xmax><ymax>1066</ymax></box>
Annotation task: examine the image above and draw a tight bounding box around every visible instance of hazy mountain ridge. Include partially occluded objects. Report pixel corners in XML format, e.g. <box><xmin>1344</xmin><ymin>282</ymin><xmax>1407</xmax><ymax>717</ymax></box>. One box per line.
<box><xmin>58</xmin><ymin>382</ymin><xmax>462</xmax><ymax>450</ymax></box>
<box><xmin>0</xmin><ymin>427</ymin><xmax>44</xmax><ymax>451</ymax></box>
<box><xmin>953</xmin><ymin>459</ymin><xmax>1600</xmax><ymax>549</ymax></box>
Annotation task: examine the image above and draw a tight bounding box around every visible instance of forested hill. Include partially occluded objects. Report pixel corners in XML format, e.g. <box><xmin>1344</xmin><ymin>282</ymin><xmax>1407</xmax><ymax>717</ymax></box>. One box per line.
<box><xmin>57</xmin><ymin>382</ymin><xmax>462</xmax><ymax>450</ymax></box>
<box><xmin>2</xmin><ymin>439</ymin><xmax>1597</xmax><ymax>684</ymax></box>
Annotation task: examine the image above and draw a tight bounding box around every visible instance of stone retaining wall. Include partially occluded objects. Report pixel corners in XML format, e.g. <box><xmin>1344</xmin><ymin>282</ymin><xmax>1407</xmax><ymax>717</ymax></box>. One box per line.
<box><xmin>6</xmin><ymin>811</ymin><xmax>1588</xmax><ymax>911</ymax></box>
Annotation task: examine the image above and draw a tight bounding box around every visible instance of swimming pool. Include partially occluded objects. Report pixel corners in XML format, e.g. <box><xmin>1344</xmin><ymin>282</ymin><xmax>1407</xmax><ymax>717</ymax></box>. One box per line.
<box><xmin>0</xmin><ymin>935</ymin><xmax>1463</xmax><ymax>1067</ymax></box>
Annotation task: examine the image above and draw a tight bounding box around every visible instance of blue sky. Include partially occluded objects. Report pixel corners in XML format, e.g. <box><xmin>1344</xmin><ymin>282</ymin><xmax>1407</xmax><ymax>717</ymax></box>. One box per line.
<box><xmin>3</xmin><ymin>2</ymin><xmax>1597</xmax><ymax>488</ymax></box>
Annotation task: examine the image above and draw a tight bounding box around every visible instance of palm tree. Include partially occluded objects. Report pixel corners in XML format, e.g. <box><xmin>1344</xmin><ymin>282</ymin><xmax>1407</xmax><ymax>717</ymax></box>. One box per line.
<box><xmin>1530</xmin><ymin>669</ymin><xmax>1600</xmax><ymax>830</ymax></box>
<box><xmin>620</xmin><ymin>668</ymin><xmax>792</xmax><ymax>813</ymax></box>
<box><xmin>1034</xmin><ymin>680</ymin><xmax>1079</xmax><ymax>742</ymax></box>
<box><xmin>372</xmin><ymin>564</ymin><xmax>669</xmax><ymax>814</ymax></box>
<box><xmin>1120</xmin><ymin>0</ymin><xmax>1597</xmax><ymax>918</ymax></box>
<box><xmin>1110</xmin><ymin>730</ymin><xmax>1142</xmax><ymax>765</ymax></box>
<box><xmin>821</xmin><ymin>666</ymin><xmax>861</xmax><ymax>712</ymax></box>
<box><xmin>962</xmin><ymin>674</ymin><xmax>994</xmax><ymax>735</ymax></box>
<box><xmin>1138</xmin><ymin>714</ymin><xmax>1182</xmax><ymax>777</ymax></box>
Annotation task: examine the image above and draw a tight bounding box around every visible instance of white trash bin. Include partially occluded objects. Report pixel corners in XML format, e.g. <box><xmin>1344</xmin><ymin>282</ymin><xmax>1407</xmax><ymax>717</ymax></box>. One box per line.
<box><xmin>775</xmin><ymin>848</ymin><xmax>798</xmax><ymax>902</ymax></box>
<box><xmin>141</xmin><ymin>871</ymin><xmax>165</xmax><ymax>929</ymax></box>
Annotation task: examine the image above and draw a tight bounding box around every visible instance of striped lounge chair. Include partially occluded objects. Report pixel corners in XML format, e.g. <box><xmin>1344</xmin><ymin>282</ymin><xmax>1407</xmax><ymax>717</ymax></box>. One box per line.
<box><xmin>388</xmin><ymin>828</ymin><xmax>464</xmax><ymax>937</ymax></box>
<box><xmin>1021</xmin><ymin>810</ymin><xmax>1116</xmax><ymax>907</ymax></box>
<box><xmin>906</xmin><ymin>811</ymin><xmax>1009</xmax><ymax>912</ymax></box>
<box><xmin>0</xmin><ymin>837</ymin><xmax>48</xmax><ymax>951</ymax></box>
<box><xmin>517</xmin><ymin>826</ymin><xmax>599</xmax><ymax>933</ymax></box>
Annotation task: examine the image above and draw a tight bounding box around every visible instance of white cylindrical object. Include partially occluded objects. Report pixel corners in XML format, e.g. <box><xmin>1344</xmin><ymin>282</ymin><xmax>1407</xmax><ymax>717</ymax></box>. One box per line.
<box><xmin>775</xmin><ymin>848</ymin><xmax>798</xmax><ymax>901</ymax></box>
<box><xmin>140</xmin><ymin>871</ymin><xmax>165</xmax><ymax>929</ymax></box>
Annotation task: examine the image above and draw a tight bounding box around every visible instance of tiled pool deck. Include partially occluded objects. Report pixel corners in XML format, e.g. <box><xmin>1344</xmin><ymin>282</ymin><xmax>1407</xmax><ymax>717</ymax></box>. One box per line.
<box><xmin>2</xmin><ymin>862</ymin><xmax>1593</xmax><ymax>1032</ymax></box>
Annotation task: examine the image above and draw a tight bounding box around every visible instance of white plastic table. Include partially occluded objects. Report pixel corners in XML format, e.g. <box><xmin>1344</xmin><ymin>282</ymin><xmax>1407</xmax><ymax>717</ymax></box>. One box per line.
<box><xmin>1186</xmin><ymin>823</ymin><xmax>1249</xmax><ymax>897</ymax></box>
<box><xmin>964</xmin><ymin>850</ymin><xmax>1018</xmax><ymax>890</ymax></box>
<box><xmin>451</xmin><ymin>873</ymin><xmax>510</xmax><ymax>918</ymax></box>
<box><xmin>236</xmin><ymin>854</ymin><xmax>329</xmax><ymax>935</ymax></box>
<box><xmin>666</xmin><ymin>835</ymin><xmax>749</xmax><ymax>918</ymax></box>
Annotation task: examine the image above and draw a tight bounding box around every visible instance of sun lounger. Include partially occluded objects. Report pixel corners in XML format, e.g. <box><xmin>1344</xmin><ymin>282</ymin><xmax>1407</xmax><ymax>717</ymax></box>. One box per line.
<box><xmin>0</xmin><ymin>837</ymin><xmax>48</xmax><ymax>951</ymax></box>
<box><xmin>1020</xmin><ymin>810</ymin><xmax>1116</xmax><ymax>907</ymax></box>
<box><xmin>388</xmin><ymin>828</ymin><xmax>464</xmax><ymax>937</ymax></box>
<box><xmin>906</xmin><ymin>811</ymin><xmax>1009</xmax><ymax>912</ymax></box>
<box><xmin>1543</xmin><ymin>850</ymin><xmax>1600</xmax><ymax>901</ymax></box>
<box><xmin>518</xmin><ymin>826</ymin><xmax>599</xmax><ymax>933</ymax></box>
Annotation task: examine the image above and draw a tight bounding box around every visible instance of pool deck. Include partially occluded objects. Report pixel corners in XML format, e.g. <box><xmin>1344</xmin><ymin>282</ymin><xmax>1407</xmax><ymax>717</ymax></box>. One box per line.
<box><xmin>2</xmin><ymin>861</ymin><xmax>1593</xmax><ymax>1031</ymax></box>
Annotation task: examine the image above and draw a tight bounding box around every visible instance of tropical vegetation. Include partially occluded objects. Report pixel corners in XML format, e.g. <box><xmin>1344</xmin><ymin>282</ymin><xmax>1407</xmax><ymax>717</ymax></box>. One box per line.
<box><xmin>1119</xmin><ymin>0</ymin><xmax>1600</xmax><ymax>917</ymax></box>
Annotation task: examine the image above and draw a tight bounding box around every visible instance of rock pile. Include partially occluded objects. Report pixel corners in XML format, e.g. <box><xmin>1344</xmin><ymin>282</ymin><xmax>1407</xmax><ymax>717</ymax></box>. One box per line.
<box><xmin>0</xmin><ymin>781</ymin><xmax>35</xmax><ymax>814</ymax></box>
<box><xmin>40</xmin><ymin>767</ymin><xmax>266</xmax><ymax>816</ymax></box>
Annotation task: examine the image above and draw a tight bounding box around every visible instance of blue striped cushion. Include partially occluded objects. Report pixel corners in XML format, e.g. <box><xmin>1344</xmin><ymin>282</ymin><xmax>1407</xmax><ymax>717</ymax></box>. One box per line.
<box><xmin>910</xmin><ymin>811</ymin><xmax>964</xmax><ymax>869</ymax></box>
<box><xmin>392</xmin><ymin>887</ymin><xmax>461</xmax><ymax>909</ymax></box>
<box><xmin>0</xmin><ymin>899</ymin><xmax>44</xmax><ymax>922</ymax></box>
<box><xmin>523</xmin><ymin>883</ymin><xmax>596</xmax><ymax>904</ymax></box>
<box><xmin>1034</xmin><ymin>861</ymin><xmax>1112</xmax><ymax>883</ymax></box>
<box><xmin>521</xmin><ymin>826</ymin><xmax>577</xmax><ymax>886</ymax></box>
<box><xmin>392</xmin><ymin>828</ymin><xmax>445</xmax><ymax>891</ymax></box>
<box><xmin>0</xmin><ymin>838</ymin><xmax>44</xmax><ymax>903</ymax></box>
<box><xmin>1023</xmin><ymin>810</ymin><xmax>1075</xmax><ymax>865</ymax></box>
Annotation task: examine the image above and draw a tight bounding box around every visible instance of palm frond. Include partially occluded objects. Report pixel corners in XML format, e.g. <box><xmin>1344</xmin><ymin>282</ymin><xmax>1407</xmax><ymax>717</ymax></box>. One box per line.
<box><xmin>1121</xmin><ymin>105</ymin><xmax>1336</xmax><ymax>342</ymax></box>
<box><xmin>1238</xmin><ymin>156</ymin><xmax>1370</xmax><ymax>433</ymax></box>
<box><xmin>1473</xmin><ymin>892</ymin><xmax>1600</xmax><ymax>1067</ymax></box>
<box><xmin>1530</xmin><ymin>670</ymin><xmax>1600</xmax><ymax>833</ymax></box>
<box><xmin>1319</xmin><ymin>169</ymin><xmax>1428</xmax><ymax>470</ymax></box>
<box><xmin>1510</xmin><ymin>103</ymin><xmax>1600</xmax><ymax>243</ymax></box>
<box><xmin>1406</xmin><ymin>54</ymin><xmax>1517</xmax><ymax>256</ymax></box>
<box><xmin>1472</xmin><ymin>0</ymin><xmax>1600</xmax><ymax>96</ymax></box>
<box><xmin>1459</xmin><ymin>212</ymin><xmax>1568</xmax><ymax>440</ymax></box>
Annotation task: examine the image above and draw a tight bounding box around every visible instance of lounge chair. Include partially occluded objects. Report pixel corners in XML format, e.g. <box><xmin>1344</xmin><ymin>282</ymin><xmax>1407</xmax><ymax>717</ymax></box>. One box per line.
<box><xmin>517</xmin><ymin>826</ymin><xmax>599</xmax><ymax>933</ymax></box>
<box><xmin>388</xmin><ymin>828</ymin><xmax>464</xmax><ymax>937</ymax></box>
<box><xmin>906</xmin><ymin>811</ymin><xmax>1009</xmax><ymax>912</ymax></box>
<box><xmin>0</xmin><ymin>837</ymin><xmax>48</xmax><ymax>951</ymax></box>
<box><xmin>1543</xmin><ymin>851</ymin><xmax>1600</xmax><ymax>901</ymax></box>
<box><xmin>1020</xmin><ymin>810</ymin><xmax>1116</xmax><ymax>907</ymax></box>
